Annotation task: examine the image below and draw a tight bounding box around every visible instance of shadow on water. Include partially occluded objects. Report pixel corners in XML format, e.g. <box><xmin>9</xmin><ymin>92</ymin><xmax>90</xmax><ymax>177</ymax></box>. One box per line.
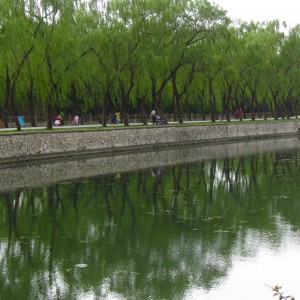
<box><xmin>1</xmin><ymin>137</ymin><xmax>300</xmax><ymax>299</ymax></box>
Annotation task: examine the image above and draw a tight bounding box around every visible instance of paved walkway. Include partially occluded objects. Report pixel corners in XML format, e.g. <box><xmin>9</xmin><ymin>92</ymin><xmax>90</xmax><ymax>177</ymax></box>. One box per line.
<box><xmin>0</xmin><ymin>117</ymin><xmax>293</xmax><ymax>132</ymax></box>
<box><xmin>0</xmin><ymin>120</ymin><xmax>206</xmax><ymax>131</ymax></box>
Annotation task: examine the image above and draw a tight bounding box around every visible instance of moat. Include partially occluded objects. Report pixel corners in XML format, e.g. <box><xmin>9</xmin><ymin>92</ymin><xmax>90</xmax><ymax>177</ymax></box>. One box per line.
<box><xmin>0</xmin><ymin>137</ymin><xmax>300</xmax><ymax>299</ymax></box>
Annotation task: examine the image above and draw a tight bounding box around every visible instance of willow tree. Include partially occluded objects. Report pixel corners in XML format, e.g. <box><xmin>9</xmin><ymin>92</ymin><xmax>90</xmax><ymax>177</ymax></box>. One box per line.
<box><xmin>62</xmin><ymin>5</ymin><xmax>107</xmax><ymax>124</ymax></box>
<box><xmin>188</xmin><ymin>67</ymin><xmax>209</xmax><ymax>119</ymax></box>
<box><xmin>215</xmin><ymin>26</ymin><xmax>241</xmax><ymax>122</ymax></box>
<box><xmin>236</xmin><ymin>21</ymin><xmax>285</xmax><ymax>120</ymax></box>
<box><xmin>0</xmin><ymin>0</ymin><xmax>43</xmax><ymax>130</ymax></box>
<box><xmin>236</xmin><ymin>23</ymin><xmax>262</xmax><ymax>120</ymax></box>
<box><xmin>280</xmin><ymin>25</ymin><xmax>300</xmax><ymax>118</ymax></box>
<box><xmin>257</xmin><ymin>21</ymin><xmax>287</xmax><ymax>120</ymax></box>
<box><xmin>201</xmin><ymin>37</ymin><xmax>226</xmax><ymax>122</ymax></box>
<box><xmin>34</xmin><ymin>0</ymin><xmax>91</xmax><ymax>129</ymax></box>
<box><xmin>125</xmin><ymin>2</ymin><xmax>160</xmax><ymax>123</ymax></box>
<box><xmin>108</xmin><ymin>0</ymin><xmax>187</xmax><ymax>125</ymax></box>
<box><xmin>89</xmin><ymin>33</ymin><xmax>116</xmax><ymax>127</ymax></box>
<box><xmin>80</xmin><ymin>0</ymin><xmax>151</xmax><ymax>126</ymax></box>
<box><xmin>130</xmin><ymin>53</ymin><xmax>152</xmax><ymax>125</ymax></box>
<box><xmin>135</xmin><ymin>0</ymin><xmax>175</xmax><ymax>113</ymax></box>
<box><xmin>164</xmin><ymin>0</ymin><xmax>229</xmax><ymax>123</ymax></box>
<box><xmin>137</xmin><ymin>0</ymin><xmax>229</xmax><ymax>121</ymax></box>
<box><xmin>18</xmin><ymin>13</ymin><xmax>50</xmax><ymax>127</ymax></box>
<box><xmin>18</xmin><ymin>55</ymin><xmax>39</xmax><ymax>126</ymax></box>
<box><xmin>100</xmin><ymin>0</ymin><xmax>145</xmax><ymax>126</ymax></box>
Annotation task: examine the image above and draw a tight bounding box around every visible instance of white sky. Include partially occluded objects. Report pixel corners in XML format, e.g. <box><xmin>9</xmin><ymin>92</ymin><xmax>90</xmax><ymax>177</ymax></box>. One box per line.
<box><xmin>212</xmin><ymin>0</ymin><xmax>300</xmax><ymax>29</ymax></box>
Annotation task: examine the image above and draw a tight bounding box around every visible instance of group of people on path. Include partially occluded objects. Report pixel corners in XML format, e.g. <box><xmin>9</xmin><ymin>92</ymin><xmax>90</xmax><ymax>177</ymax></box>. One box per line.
<box><xmin>234</xmin><ymin>108</ymin><xmax>244</xmax><ymax>119</ymax></box>
<box><xmin>55</xmin><ymin>110</ymin><xmax>65</xmax><ymax>126</ymax></box>
<box><xmin>55</xmin><ymin>111</ymin><xmax>82</xmax><ymax>126</ymax></box>
<box><xmin>111</xmin><ymin>112</ymin><xmax>121</xmax><ymax>125</ymax></box>
<box><xmin>55</xmin><ymin>109</ymin><xmax>165</xmax><ymax>126</ymax></box>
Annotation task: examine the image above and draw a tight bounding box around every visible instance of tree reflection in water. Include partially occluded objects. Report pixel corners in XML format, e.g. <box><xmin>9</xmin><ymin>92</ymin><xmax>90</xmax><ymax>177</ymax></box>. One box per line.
<box><xmin>1</xmin><ymin>142</ymin><xmax>300</xmax><ymax>299</ymax></box>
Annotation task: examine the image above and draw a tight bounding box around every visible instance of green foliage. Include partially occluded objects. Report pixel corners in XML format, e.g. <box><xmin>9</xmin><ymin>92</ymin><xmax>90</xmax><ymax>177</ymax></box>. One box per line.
<box><xmin>1</xmin><ymin>0</ymin><xmax>300</xmax><ymax>123</ymax></box>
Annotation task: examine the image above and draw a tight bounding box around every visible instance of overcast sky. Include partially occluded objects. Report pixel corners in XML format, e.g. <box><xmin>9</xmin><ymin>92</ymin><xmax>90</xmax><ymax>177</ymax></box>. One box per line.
<box><xmin>212</xmin><ymin>0</ymin><xmax>300</xmax><ymax>29</ymax></box>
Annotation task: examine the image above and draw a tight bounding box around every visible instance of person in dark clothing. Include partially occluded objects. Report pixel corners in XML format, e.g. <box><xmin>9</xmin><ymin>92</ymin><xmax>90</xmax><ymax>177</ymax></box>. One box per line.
<box><xmin>59</xmin><ymin>110</ymin><xmax>65</xmax><ymax>126</ymax></box>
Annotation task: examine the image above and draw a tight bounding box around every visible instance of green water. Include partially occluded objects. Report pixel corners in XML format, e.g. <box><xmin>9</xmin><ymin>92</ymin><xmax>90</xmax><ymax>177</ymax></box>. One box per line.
<box><xmin>1</xmin><ymin>138</ymin><xmax>300</xmax><ymax>299</ymax></box>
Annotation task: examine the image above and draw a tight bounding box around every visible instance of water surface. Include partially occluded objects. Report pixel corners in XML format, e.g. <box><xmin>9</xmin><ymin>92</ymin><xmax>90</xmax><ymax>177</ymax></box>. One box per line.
<box><xmin>1</xmin><ymin>137</ymin><xmax>300</xmax><ymax>299</ymax></box>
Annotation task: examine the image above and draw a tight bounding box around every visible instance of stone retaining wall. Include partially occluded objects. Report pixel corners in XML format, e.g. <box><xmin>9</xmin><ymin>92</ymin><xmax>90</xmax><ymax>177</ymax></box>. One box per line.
<box><xmin>0</xmin><ymin>136</ymin><xmax>299</xmax><ymax>192</ymax></box>
<box><xmin>0</xmin><ymin>121</ymin><xmax>300</xmax><ymax>163</ymax></box>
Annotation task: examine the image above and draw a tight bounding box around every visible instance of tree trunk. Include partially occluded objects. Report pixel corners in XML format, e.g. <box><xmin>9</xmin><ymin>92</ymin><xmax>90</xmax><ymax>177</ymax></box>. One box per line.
<box><xmin>171</xmin><ymin>94</ymin><xmax>177</xmax><ymax>122</ymax></box>
<box><xmin>250</xmin><ymin>90</ymin><xmax>256</xmax><ymax>121</ymax></box>
<box><xmin>185</xmin><ymin>94</ymin><xmax>191</xmax><ymax>121</ymax></box>
<box><xmin>209</xmin><ymin>81</ymin><xmax>216</xmax><ymax>122</ymax></box>
<box><xmin>222</xmin><ymin>93</ymin><xmax>230</xmax><ymax>122</ymax></box>
<box><xmin>28</xmin><ymin>80</ymin><xmax>36</xmax><ymax>127</ymax></box>
<box><xmin>272</xmin><ymin>91</ymin><xmax>278</xmax><ymax>120</ymax></box>
<box><xmin>121</xmin><ymin>86</ymin><xmax>129</xmax><ymax>126</ymax></box>
<box><xmin>140</xmin><ymin>97</ymin><xmax>148</xmax><ymax>125</ymax></box>
<box><xmin>102</xmin><ymin>89</ymin><xmax>108</xmax><ymax>127</ymax></box>
<box><xmin>199</xmin><ymin>92</ymin><xmax>206</xmax><ymax>121</ymax></box>
<box><xmin>151</xmin><ymin>77</ymin><xmax>161</xmax><ymax>110</ymax></box>
<box><xmin>46</xmin><ymin>102</ymin><xmax>53</xmax><ymax>130</ymax></box>
<box><xmin>4</xmin><ymin>71</ymin><xmax>10</xmax><ymax>128</ymax></box>
<box><xmin>263</xmin><ymin>98</ymin><xmax>267</xmax><ymax>120</ymax></box>
<box><xmin>10</xmin><ymin>84</ymin><xmax>21</xmax><ymax>131</ymax></box>
<box><xmin>172</xmin><ymin>72</ymin><xmax>183</xmax><ymax>124</ymax></box>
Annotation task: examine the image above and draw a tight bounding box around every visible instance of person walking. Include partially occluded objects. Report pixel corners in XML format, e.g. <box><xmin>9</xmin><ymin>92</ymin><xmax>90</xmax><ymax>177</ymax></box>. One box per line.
<box><xmin>77</xmin><ymin>112</ymin><xmax>82</xmax><ymax>125</ymax></box>
<box><xmin>115</xmin><ymin>112</ymin><xmax>121</xmax><ymax>125</ymax></box>
<box><xmin>59</xmin><ymin>110</ymin><xmax>65</xmax><ymax>126</ymax></box>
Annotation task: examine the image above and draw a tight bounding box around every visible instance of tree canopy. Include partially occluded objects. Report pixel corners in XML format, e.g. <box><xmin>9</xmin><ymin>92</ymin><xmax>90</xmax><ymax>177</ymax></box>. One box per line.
<box><xmin>1</xmin><ymin>0</ymin><xmax>300</xmax><ymax>129</ymax></box>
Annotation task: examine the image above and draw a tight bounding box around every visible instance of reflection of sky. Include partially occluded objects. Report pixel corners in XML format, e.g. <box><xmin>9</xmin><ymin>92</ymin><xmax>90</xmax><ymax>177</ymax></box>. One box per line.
<box><xmin>31</xmin><ymin>268</ymin><xmax>68</xmax><ymax>299</ymax></box>
<box><xmin>185</xmin><ymin>222</ymin><xmax>300</xmax><ymax>299</ymax></box>
<box><xmin>206</xmin><ymin>164</ymin><xmax>249</xmax><ymax>193</ymax></box>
